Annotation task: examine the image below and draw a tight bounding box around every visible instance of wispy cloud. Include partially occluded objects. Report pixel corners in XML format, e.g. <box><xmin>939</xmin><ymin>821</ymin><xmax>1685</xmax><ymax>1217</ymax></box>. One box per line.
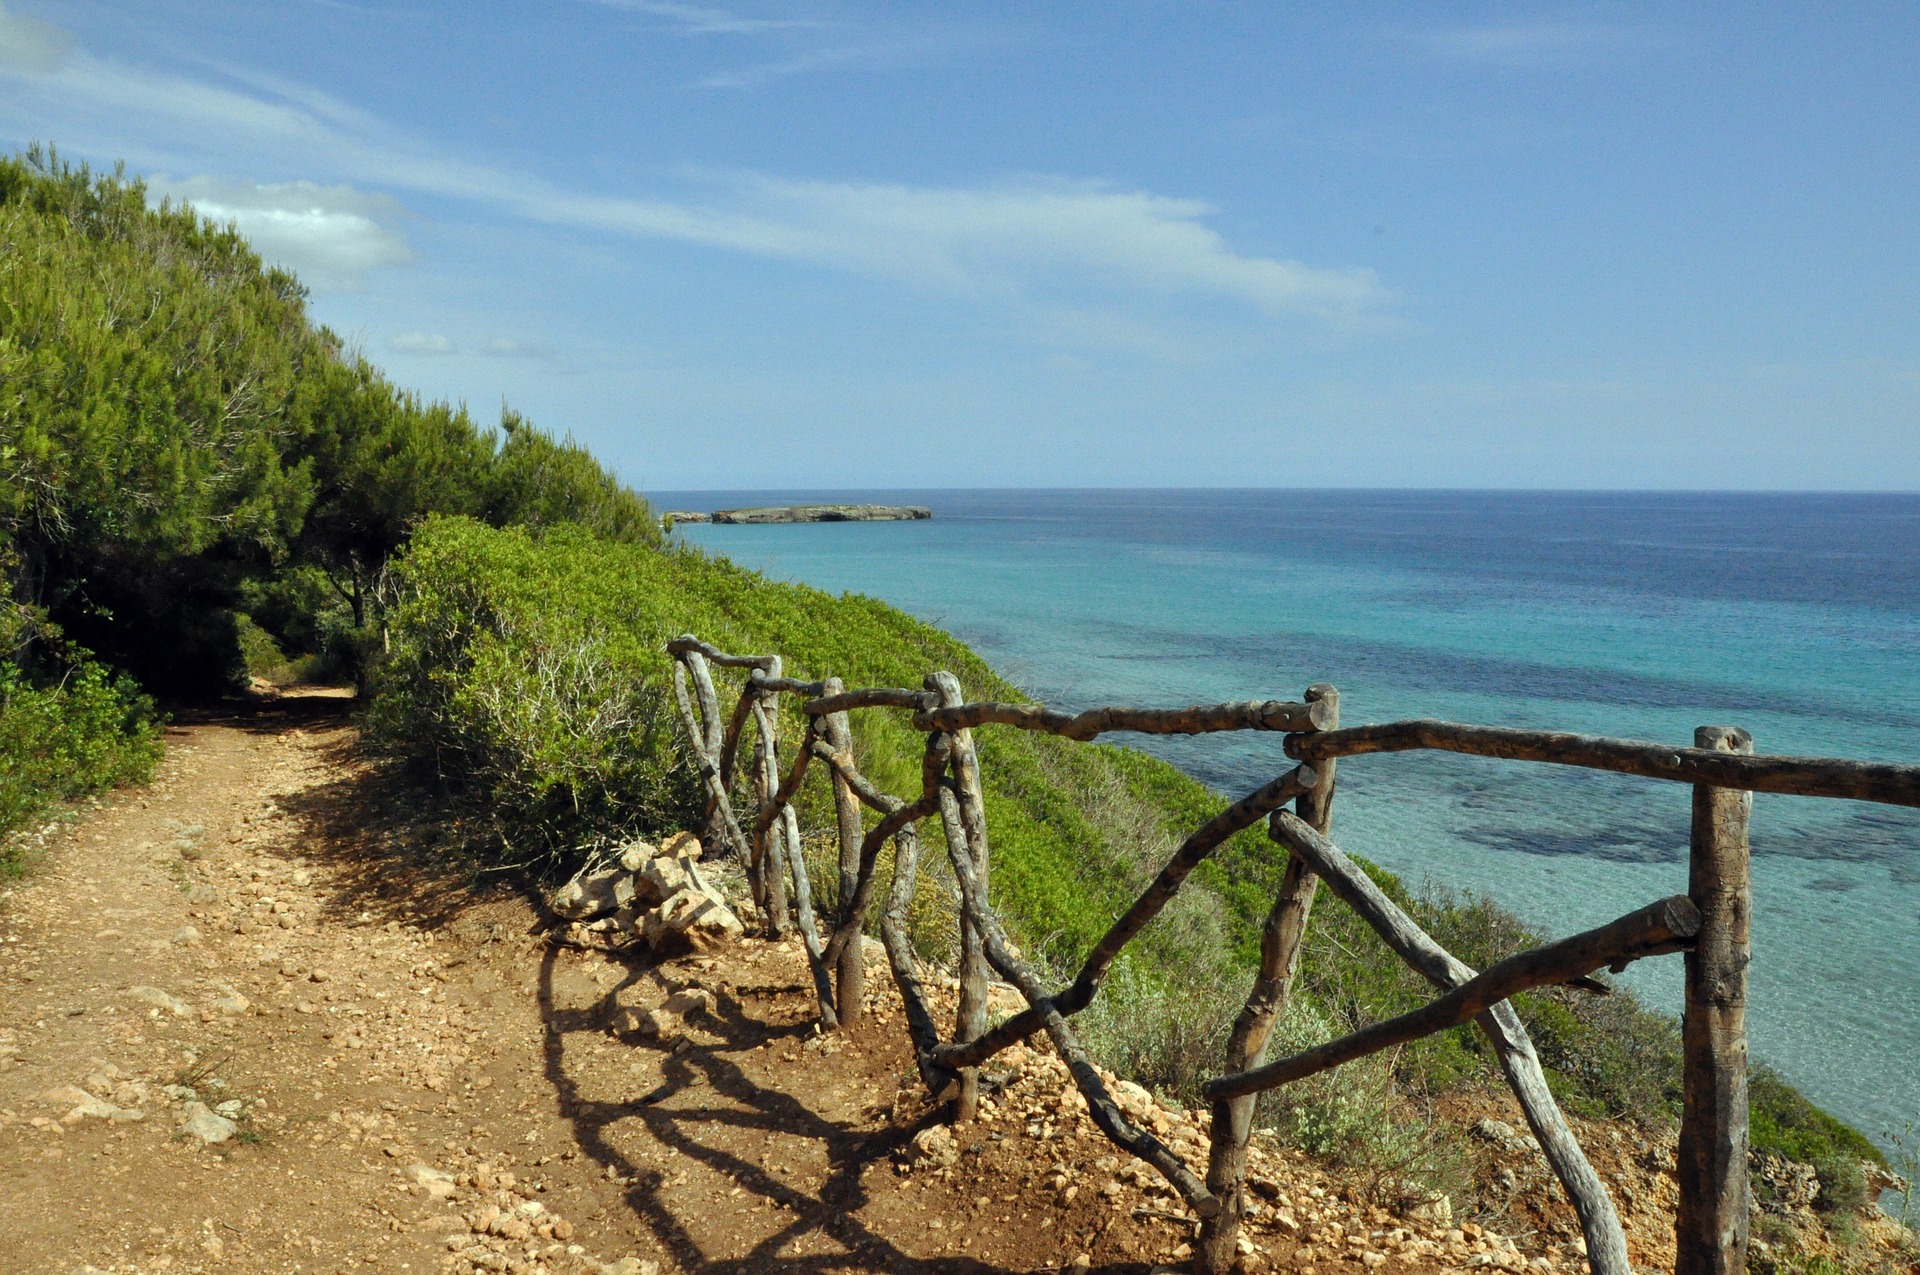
<box><xmin>1406</xmin><ymin>20</ymin><xmax>1645</xmax><ymax>69</ymax></box>
<box><xmin>149</xmin><ymin>175</ymin><xmax>411</xmax><ymax>290</ymax></box>
<box><xmin>0</xmin><ymin>32</ymin><xmax>1394</xmax><ymax>337</ymax></box>
<box><xmin>698</xmin><ymin>43</ymin><xmax>880</xmax><ymax>89</ymax></box>
<box><xmin>583</xmin><ymin>0</ymin><xmax>819</xmax><ymax>36</ymax></box>
<box><xmin>481</xmin><ymin>336</ymin><xmax>554</xmax><ymax>358</ymax></box>
<box><xmin>390</xmin><ymin>330</ymin><xmax>455</xmax><ymax>355</ymax></box>
<box><xmin>0</xmin><ymin>1</ymin><xmax>72</xmax><ymax>73</ymax></box>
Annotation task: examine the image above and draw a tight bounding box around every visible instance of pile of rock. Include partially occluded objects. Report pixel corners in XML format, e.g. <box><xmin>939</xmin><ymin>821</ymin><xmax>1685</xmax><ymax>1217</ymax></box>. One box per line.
<box><xmin>550</xmin><ymin>833</ymin><xmax>743</xmax><ymax>955</ymax></box>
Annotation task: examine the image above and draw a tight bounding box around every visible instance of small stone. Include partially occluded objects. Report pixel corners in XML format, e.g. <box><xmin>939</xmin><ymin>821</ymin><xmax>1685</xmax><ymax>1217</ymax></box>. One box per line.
<box><xmin>615</xmin><ymin>839</ymin><xmax>661</xmax><ymax>872</ymax></box>
<box><xmin>1471</xmin><ymin>1118</ymin><xmax>1518</xmax><ymax>1146</ymax></box>
<box><xmin>171</xmin><ymin>925</ymin><xmax>201</xmax><ymax>945</ymax></box>
<box><xmin>662</xmin><ymin>988</ymin><xmax>715</xmax><ymax>1018</ymax></box>
<box><xmin>908</xmin><ymin>1125</ymin><xmax>959</xmax><ymax>1168</ymax></box>
<box><xmin>128</xmin><ymin>985</ymin><xmax>191</xmax><ymax>1016</ymax></box>
<box><xmin>179</xmin><ymin>1101</ymin><xmax>238</xmax><ymax>1143</ymax></box>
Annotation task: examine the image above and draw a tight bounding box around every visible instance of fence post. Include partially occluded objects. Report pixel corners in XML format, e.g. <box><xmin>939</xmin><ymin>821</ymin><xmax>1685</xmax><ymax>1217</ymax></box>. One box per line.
<box><xmin>820</xmin><ymin>676</ymin><xmax>868</xmax><ymax>1027</ymax></box>
<box><xmin>1198</xmin><ymin>684</ymin><xmax>1338</xmax><ymax>1275</ymax></box>
<box><xmin>751</xmin><ymin>658</ymin><xmax>791</xmax><ymax>938</ymax></box>
<box><xmin>930</xmin><ymin>671</ymin><xmax>990</xmax><ymax>1121</ymax></box>
<box><xmin>1676</xmin><ymin>725</ymin><xmax>1752</xmax><ymax>1275</ymax></box>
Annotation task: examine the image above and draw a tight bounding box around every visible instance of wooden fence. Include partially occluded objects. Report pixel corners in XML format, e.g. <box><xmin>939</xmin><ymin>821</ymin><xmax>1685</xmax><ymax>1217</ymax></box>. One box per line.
<box><xmin>664</xmin><ymin>633</ymin><xmax>1920</xmax><ymax>1275</ymax></box>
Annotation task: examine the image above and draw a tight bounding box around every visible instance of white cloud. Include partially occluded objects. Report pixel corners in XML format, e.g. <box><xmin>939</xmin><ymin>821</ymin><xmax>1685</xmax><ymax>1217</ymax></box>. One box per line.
<box><xmin>1411</xmin><ymin>21</ymin><xmax>1640</xmax><ymax>69</ymax></box>
<box><xmin>390</xmin><ymin>331</ymin><xmax>455</xmax><ymax>355</ymax></box>
<box><xmin>481</xmin><ymin>337</ymin><xmax>554</xmax><ymax>358</ymax></box>
<box><xmin>584</xmin><ymin>1</ymin><xmax>817</xmax><ymax>36</ymax></box>
<box><xmin>0</xmin><ymin>37</ymin><xmax>1394</xmax><ymax>335</ymax></box>
<box><xmin>0</xmin><ymin>1</ymin><xmax>72</xmax><ymax>72</ymax></box>
<box><xmin>529</xmin><ymin>174</ymin><xmax>1389</xmax><ymax>325</ymax></box>
<box><xmin>148</xmin><ymin>176</ymin><xmax>412</xmax><ymax>290</ymax></box>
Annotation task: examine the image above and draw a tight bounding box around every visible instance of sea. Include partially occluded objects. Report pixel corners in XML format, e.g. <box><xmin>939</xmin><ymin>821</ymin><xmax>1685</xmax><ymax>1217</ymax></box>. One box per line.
<box><xmin>656</xmin><ymin>489</ymin><xmax>1920</xmax><ymax>1148</ymax></box>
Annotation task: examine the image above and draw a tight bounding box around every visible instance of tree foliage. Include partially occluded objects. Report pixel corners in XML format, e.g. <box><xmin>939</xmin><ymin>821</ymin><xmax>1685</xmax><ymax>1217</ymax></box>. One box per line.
<box><xmin>0</xmin><ymin>144</ymin><xmax>657</xmax><ymax>692</ymax></box>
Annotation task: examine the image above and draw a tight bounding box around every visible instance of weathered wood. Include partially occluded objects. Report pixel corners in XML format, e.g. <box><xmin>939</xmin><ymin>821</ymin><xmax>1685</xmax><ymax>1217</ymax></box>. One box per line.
<box><xmin>912</xmin><ymin>697</ymin><xmax>1332</xmax><ymax>740</ymax></box>
<box><xmin>878</xmin><ymin>820</ymin><xmax>956</xmax><ymax>1098</ymax></box>
<box><xmin>1207</xmin><ymin>895</ymin><xmax>1699</xmax><ymax>1100</ymax></box>
<box><xmin>808</xmin><ymin>740</ymin><xmax>899</xmax><ymax>813</ymax></box>
<box><xmin>930</xmin><ymin>671</ymin><xmax>990</xmax><ymax>1121</ymax></box>
<box><xmin>670</xmin><ymin>661</ymin><xmax>752</xmax><ymax>865</ymax></box>
<box><xmin>936</xmin><ymin>784</ymin><xmax>1219</xmax><ymax>1216</ymax></box>
<box><xmin>747</xmin><ymin>694</ymin><xmax>792</xmax><ymax>941</ymax></box>
<box><xmin>747</xmin><ymin>668</ymin><xmax>790</xmax><ymax>938</ymax></box>
<box><xmin>820</xmin><ymin>677</ymin><xmax>868</xmax><ymax>1027</ymax></box>
<box><xmin>1268</xmin><ymin>810</ymin><xmax>1631</xmax><ymax>1275</ymax></box>
<box><xmin>719</xmin><ymin>682</ymin><xmax>759</xmax><ymax>791</ymax></box>
<box><xmin>666</xmin><ymin>634</ymin><xmax>779</xmax><ymax>671</ymax></box>
<box><xmin>930</xmin><ymin>762</ymin><xmax>1318</xmax><ymax>1073</ymax></box>
<box><xmin>681</xmin><ymin>651</ymin><xmax>726</xmax><ymax>758</ymax></box>
<box><xmin>803</xmin><ymin>687</ymin><xmax>940</xmax><ymax>715</ymax></box>
<box><xmin>1199</xmin><ymin>684</ymin><xmax>1338</xmax><ymax>1275</ymax></box>
<box><xmin>1676</xmin><ymin>726</ymin><xmax>1753</xmax><ymax>1275</ymax></box>
<box><xmin>748</xmin><ymin>671</ymin><xmax>829</xmax><ymax>697</ymax></box>
<box><xmin>1287</xmin><ymin>719</ymin><xmax>1920</xmax><ymax>807</ymax></box>
<box><xmin>818</xmin><ymin>731</ymin><xmax>951</xmax><ymax>972</ymax></box>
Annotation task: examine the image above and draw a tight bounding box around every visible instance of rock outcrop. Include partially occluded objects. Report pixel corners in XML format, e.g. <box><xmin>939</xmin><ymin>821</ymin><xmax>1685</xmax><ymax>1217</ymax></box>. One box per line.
<box><xmin>708</xmin><ymin>504</ymin><xmax>931</xmax><ymax>524</ymax></box>
<box><xmin>552</xmin><ymin>835</ymin><xmax>744</xmax><ymax>955</ymax></box>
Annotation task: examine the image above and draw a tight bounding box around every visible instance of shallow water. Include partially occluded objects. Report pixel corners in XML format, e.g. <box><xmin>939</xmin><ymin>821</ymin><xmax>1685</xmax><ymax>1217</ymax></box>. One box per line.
<box><xmin>661</xmin><ymin>489</ymin><xmax>1920</xmax><ymax>1145</ymax></box>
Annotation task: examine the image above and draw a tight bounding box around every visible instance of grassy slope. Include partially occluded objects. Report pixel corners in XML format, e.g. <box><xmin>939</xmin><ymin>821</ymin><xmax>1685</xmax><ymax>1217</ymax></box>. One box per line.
<box><xmin>369</xmin><ymin>516</ymin><xmax>1881</xmax><ymax>1205</ymax></box>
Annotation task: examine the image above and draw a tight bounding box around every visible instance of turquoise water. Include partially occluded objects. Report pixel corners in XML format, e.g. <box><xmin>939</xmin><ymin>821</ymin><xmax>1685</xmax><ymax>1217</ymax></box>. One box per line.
<box><xmin>661</xmin><ymin>489</ymin><xmax>1920</xmax><ymax>1145</ymax></box>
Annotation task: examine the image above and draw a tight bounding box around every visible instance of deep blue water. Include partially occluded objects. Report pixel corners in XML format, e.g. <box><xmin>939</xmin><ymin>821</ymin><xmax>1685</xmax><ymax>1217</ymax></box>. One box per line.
<box><xmin>658</xmin><ymin>489</ymin><xmax>1920</xmax><ymax>1145</ymax></box>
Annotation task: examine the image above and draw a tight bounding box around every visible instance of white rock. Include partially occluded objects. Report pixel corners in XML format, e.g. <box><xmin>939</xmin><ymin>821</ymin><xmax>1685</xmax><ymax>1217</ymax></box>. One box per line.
<box><xmin>179</xmin><ymin>1101</ymin><xmax>238</xmax><ymax>1143</ymax></box>
<box><xmin>662</xmin><ymin>987</ymin><xmax>715</xmax><ymax>1018</ymax></box>
<box><xmin>616</xmin><ymin>839</ymin><xmax>661</xmax><ymax>872</ymax></box>
<box><xmin>128</xmin><ymin>985</ymin><xmax>191</xmax><ymax>1016</ymax></box>
<box><xmin>551</xmin><ymin>867</ymin><xmax>637</xmax><ymax>920</ymax></box>
<box><xmin>406</xmin><ymin>1163</ymin><xmax>459</xmax><ymax>1200</ymax></box>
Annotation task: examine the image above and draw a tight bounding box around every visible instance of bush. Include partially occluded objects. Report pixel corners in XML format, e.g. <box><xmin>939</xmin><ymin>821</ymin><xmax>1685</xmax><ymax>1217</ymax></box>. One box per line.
<box><xmin>0</xmin><ymin>656</ymin><xmax>161</xmax><ymax>868</ymax></box>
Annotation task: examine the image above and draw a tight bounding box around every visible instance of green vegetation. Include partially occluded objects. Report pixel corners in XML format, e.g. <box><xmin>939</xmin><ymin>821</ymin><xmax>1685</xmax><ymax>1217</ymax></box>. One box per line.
<box><xmin>1</xmin><ymin>142</ymin><xmax>1885</xmax><ymax>1227</ymax></box>
<box><xmin>0</xmin><ymin>145</ymin><xmax>651</xmax><ymax>834</ymax></box>
<box><xmin>364</xmin><ymin>513</ymin><xmax>1877</xmax><ymax>1207</ymax></box>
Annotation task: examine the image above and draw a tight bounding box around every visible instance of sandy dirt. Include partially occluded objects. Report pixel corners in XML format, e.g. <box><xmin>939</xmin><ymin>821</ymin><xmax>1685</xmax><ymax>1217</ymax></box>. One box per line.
<box><xmin>1</xmin><ymin>692</ymin><xmax>1699</xmax><ymax>1275</ymax></box>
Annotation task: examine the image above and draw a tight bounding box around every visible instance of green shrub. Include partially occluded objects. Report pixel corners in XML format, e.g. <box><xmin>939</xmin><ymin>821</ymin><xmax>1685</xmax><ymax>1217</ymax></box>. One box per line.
<box><xmin>0</xmin><ymin>656</ymin><xmax>161</xmax><ymax>868</ymax></box>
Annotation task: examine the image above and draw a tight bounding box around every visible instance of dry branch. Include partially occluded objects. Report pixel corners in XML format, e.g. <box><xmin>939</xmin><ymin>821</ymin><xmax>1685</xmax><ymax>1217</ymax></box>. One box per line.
<box><xmin>935</xmin><ymin>785</ymin><xmax>1220</xmax><ymax>1217</ymax></box>
<box><xmin>1206</xmin><ymin>894</ymin><xmax>1699</xmax><ymax>1100</ymax></box>
<box><xmin>1287</xmin><ymin>720</ymin><xmax>1920</xmax><ymax>807</ymax></box>
<box><xmin>667</xmin><ymin>634</ymin><xmax>779</xmax><ymax>672</ymax></box>
<box><xmin>1201</xmin><ymin>683</ymin><xmax>1340</xmax><ymax>1273</ymax></box>
<box><xmin>803</xmin><ymin>687</ymin><xmax>940</xmax><ymax>715</ymax></box>
<box><xmin>1266</xmin><ymin>809</ymin><xmax>1631</xmax><ymax>1275</ymax></box>
<box><xmin>930</xmin><ymin>762</ymin><xmax>1319</xmax><ymax>1073</ymax></box>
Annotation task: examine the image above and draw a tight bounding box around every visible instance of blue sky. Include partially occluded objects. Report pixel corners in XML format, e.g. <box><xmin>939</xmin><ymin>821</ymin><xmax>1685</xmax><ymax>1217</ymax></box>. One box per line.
<box><xmin>2</xmin><ymin>2</ymin><xmax>1916</xmax><ymax>490</ymax></box>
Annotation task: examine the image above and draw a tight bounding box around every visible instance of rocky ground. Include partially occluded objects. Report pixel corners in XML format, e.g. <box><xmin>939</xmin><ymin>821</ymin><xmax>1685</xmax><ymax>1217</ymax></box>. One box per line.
<box><xmin>1</xmin><ymin>691</ymin><xmax>1906</xmax><ymax>1275</ymax></box>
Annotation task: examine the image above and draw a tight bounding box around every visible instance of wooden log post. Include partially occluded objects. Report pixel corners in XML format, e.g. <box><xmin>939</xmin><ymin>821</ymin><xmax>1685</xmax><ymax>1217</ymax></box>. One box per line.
<box><xmin>670</xmin><ymin>660</ymin><xmax>753</xmax><ymax>868</ymax></box>
<box><xmin>1269</xmin><ymin>810</ymin><xmax>1632</xmax><ymax>1275</ymax></box>
<box><xmin>820</xmin><ymin>676</ymin><xmax>868</xmax><ymax>1028</ymax></box>
<box><xmin>1676</xmin><ymin>726</ymin><xmax>1753</xmax><ymax>1275</ymax></box>
<box><xmin>750</xmin><ymin>657</ymin><xmax>790</xmax><ymax>939</ymax></box>
<box><xmin>1199</xmin><ymin>684</ymin><xmax>1338</xmax><ymax>1275</ymax></box>
<box><xmin>930</xmin><ymin>671</ymin><xmax>990</xmax><ymax>1122</ymax></box>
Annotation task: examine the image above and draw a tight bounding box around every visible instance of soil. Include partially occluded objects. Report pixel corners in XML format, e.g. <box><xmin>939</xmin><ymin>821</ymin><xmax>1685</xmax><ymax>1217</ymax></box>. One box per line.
<box><xmin>1</xmin><ymin>690</ymin><xmax>1874</xmax><ymax>1275</ymax></box>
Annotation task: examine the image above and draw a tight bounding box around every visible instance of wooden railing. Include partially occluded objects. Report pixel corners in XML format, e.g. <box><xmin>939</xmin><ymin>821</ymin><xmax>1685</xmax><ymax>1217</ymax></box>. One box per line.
<box><xmin>664</xmin><ymin>633</ymin><xmax>1920</xmax><ymax>1275</ymax></box>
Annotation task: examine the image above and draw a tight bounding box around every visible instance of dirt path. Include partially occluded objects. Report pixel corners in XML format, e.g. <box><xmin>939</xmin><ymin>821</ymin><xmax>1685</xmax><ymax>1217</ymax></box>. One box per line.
<box><xmin>0</xmin><ymin>694</ymin><xmax>1606</xmax><ymax>1275</ymax></box>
